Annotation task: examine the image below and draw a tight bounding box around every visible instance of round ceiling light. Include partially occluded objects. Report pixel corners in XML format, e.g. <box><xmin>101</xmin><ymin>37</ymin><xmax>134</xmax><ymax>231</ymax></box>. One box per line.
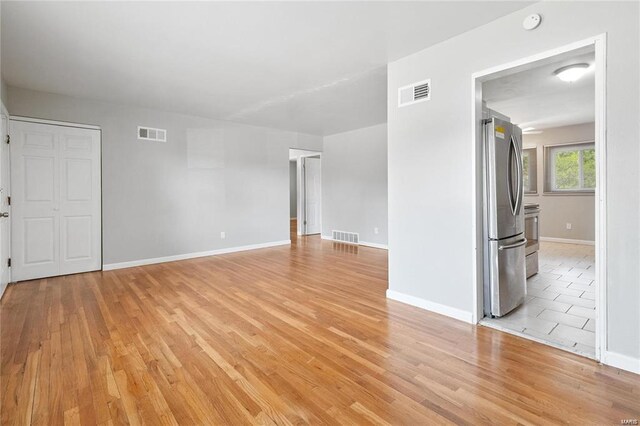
<box><xmin>554</xmin><ymin>63</ymin><xmax>590</xmax><ymax>82</ymax></box>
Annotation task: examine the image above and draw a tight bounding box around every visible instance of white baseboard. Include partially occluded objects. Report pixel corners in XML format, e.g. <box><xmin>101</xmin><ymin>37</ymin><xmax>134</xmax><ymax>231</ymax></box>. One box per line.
<box><xmin>360</xmin><ymin>241</ymin><xmax>389</xmax><ymax>250</ymax></box>
<box><xmin>321</xmin><ymin>235</ymin><xmax>389</xmax><ymax>250</ymax></box>
<box><xmin>540</xmin><ymin>237</ymin><xmax>595</xmax><ymax>246</ymax></box>
<box><xmin>103</xmin><ymin>240</ymin><xmax>291</xmax><ymax>271</ymax></box>
<box><xmin>386</xmin><ymin>289</ymin><xmax>473</xmax><ymax>324</ymax></box>
<box><xmin>602</xmin><ymin>350</ymin><xmax>640</xmax><ymax>374</ymax></box>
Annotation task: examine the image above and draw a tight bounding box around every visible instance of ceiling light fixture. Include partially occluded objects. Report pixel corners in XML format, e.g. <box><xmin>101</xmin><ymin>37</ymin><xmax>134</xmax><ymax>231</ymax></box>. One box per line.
<box><xmin>554</xmin><ymin>63</ymin><xmax>590</xmax><ymax>82</ymax></box>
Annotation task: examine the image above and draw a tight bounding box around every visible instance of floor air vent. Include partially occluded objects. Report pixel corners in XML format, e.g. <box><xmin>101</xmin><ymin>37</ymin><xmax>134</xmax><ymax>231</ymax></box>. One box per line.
<box><xmin>398</xmin><ymin>78</ymin><xmax>431</xmax><ymax>107</ymax></box>
<box><xmin>332</xmin><ymin>230</ymin><xmax>359</xmax><ymax>245</ymax></box>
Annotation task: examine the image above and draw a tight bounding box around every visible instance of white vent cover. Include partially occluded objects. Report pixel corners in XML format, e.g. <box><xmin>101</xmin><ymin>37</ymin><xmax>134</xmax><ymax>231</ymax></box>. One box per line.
<box><xmin>398</xmin><ymin>79</ymin><xmax>431</xmax><ymax>107</ymax></box>
<box><xmin>138</xmin><ymin>126</ymin><xmax>167</xmax><ymax>142</ymax></box>
<box><xmin>332</xmin><ymin>230</ymin><xmax>359</xmax><ymax>245</ymax></box>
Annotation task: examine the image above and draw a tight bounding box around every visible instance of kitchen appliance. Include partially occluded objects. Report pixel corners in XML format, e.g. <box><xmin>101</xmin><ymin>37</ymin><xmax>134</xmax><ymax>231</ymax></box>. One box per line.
<box><xmin>483</xmin><ymin>115</ymin><xmax>527</xmax><ymax>317</ymax></box>
<box><xmin>524</xmin><ymin>203</ymin><xmax>541</xmax><ymax>278</ymax></box>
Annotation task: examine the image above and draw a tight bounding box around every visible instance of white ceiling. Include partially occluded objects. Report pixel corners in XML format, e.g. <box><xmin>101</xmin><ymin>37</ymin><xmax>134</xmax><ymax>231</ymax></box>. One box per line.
<box><xmin>2</xmin><ymin>1</ymin><xmax>531</xmax><ymax>136</ymax></box>
<box><xmin>483</xmin><ymin>51</ymin><xmax>595</xmax><ymax>130</ymax></box>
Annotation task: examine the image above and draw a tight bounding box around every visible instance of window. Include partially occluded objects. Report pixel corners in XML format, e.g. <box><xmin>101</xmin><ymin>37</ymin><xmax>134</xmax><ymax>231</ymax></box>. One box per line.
<box><xmin>544</xmin><ymin>142</ymin><xmax>595</xmax><ymax>193</ymax></box>
<box><xmin>522</xmin><ymin>147</ymin><xmax>537</xmax><ymax>194</ymax></box>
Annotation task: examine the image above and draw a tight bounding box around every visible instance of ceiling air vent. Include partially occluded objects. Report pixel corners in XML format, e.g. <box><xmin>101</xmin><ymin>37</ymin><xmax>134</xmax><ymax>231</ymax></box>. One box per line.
<box><xmin>138</xmin><ymin>126</ymin><xmax>167</xmax><ymax>142</ymax></box>
<box><xmin>398</xmin><ymin>78</ymin><xmax>431</xmax><ymax>107</ymax></box>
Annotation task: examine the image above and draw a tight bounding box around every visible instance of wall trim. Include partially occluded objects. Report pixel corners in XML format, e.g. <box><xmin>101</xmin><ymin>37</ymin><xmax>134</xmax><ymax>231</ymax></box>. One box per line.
<box><xmin>9</xmin><ymin>115</ymin><xmax>101</xmax><ymax>130</ymax></box>
<box><xmin>386</xmin><ymin>289</ymin><xmax>473</xmax><ymax>324</ymax></box>
<box><xmin>601</xmin><ymin>351</ymin><xmax>640</xmax><ymax>375</ymax></box>
<box><xmin>103</xmin><ymin>240</ymin><xmax>291</xmax><ymax>271</ymax></box>
<box><xmin>321</xmin><ymin>235</ymin><xmax>388</xmax><ymax>250</ymax></box>
<box><xmin>360</xmin><ymin>241</ymin><xmax>389</xmax><ymax>250</ymax></box>
<box><xmin>539</xmin><ymin>237</ymin><xmax>595</xmax><ymax>246</ymax></box>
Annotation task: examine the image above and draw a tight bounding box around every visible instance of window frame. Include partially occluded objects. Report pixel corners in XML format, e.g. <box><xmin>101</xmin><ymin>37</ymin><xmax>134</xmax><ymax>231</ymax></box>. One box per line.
<box><xmin>543</xmin><ymin>141</ymin><xmax>595</xmax><ymax>194</ymax></box>
<box><xmin>522</xmin><ymin>147</ymin><xmax>538</xmax><ymax>195</ymax></box>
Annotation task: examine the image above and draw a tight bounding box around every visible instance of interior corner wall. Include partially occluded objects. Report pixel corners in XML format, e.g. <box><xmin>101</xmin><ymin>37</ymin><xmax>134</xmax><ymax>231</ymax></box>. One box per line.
<box><xmin>6</xmin><ymin>86</ymin><xmax>322</xmax><ymax>265</ymax></box>
<box><xmin>523</xmin><ymin>122</ymin><xmax>595</xmax><ymax>241</ymax></box>
<box><xmin>387</xmin><ymin>1</ymin><xmax>639</xmax><ymax>360</ymax></box>
<box><xmin>289</xmin><ymin>161</ymin><xmax>297</xmax><ymax>219</ymax></box>
<box><xmin>322</xmin><ymin>123</ymin><xmax>388</xmax><ymax>247</ymax></box>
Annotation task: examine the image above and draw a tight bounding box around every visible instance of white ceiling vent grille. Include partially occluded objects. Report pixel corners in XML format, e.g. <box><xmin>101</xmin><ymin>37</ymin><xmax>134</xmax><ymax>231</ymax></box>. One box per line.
<box><xmin>332</xmin><ymin>230</ymin><xmax>359</xmax><ymax>245</ymax></box>
<box><xmin>138</xmin><ymin>126</ymin><xmax>167</xmax><ymax>142</ymax></box>
<box><xmin>398</xmin><ymin>79</ymin><xmax>431</xmax><ymax>107</ymax></box>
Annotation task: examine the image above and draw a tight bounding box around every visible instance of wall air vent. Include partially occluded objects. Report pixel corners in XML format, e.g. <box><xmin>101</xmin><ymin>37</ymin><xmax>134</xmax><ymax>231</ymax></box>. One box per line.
<box><xmin>138</xmin><ymin>126</ymin><xmax>167</xmax><ymax>142</ymax></box>
<box><xmin>332</xmin><ymin>230</ymin><xmax>360</xmax><ymax>245</ymax></box>
<box><xmin>398</xmin><ymin>78</ymin><xmax>431</xmax><ymax>107</ymax></box>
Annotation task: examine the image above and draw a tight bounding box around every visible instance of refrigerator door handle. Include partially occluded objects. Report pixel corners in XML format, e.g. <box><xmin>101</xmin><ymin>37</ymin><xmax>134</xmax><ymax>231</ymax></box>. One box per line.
<box><xmin>507</xmin><ymin>135</ymin><xmax>518</xmax><ymax>215</ymax></box>
<box><xmin>513</xmin><ymin>134</ymin><xmax>524</xmax><ymax>214</ymax></box>
<box><xmin>498</xmin><ymin>238</ymin><xmax>527</xmax><ymax>250</ymax></box>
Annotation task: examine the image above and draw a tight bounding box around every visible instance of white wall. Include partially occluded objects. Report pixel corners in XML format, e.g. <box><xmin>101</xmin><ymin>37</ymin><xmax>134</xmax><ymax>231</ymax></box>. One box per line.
<box><xmin>0</xmin><ymin>79</ymin><xmax>7</xmax><ymax>108</ymax></box>
<box><xmin>388</xmin><ymin>2</ymin><xmax>639</xmax><ymax>364</ymax></box>
<box><xmin>322</xmin><ymin>123</ymin><xmax>388</xmax><ymax>247</ymax></box>
<box><xmin>289</xmin><ymin>161</ymin><xmax>297</xmax><ymax>219</ymax></box>
<box><xmin>7</xmin><ymin>87</ymin><xmax>322</xmax><ymax>266</ymax></box>
<box><xmin>524</xmin><ymin>122</ymin><xmax>595</xmax><ymax>241</ymax></box>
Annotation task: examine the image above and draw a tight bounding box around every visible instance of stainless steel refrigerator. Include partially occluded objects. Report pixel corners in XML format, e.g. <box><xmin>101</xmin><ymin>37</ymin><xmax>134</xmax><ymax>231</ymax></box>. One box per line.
<box><xmin>483</xmin><ymin>116</ymin><xmax>527</xmax><ymax>317</ymax></box>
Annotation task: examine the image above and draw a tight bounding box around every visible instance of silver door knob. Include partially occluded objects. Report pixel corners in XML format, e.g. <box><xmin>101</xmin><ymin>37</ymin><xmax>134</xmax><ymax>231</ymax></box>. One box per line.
<box><xmin>0</xmin><ymin>212</ymin><xmax>9</xmax><ymax>218</ymax></box>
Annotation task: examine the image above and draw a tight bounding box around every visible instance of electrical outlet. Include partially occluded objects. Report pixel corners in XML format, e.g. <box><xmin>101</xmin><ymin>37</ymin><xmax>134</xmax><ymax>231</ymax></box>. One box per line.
<box><xmin>220</xmin><ymin>231</ymin><xmax>226</xmax><ymax>239</ymax></box>
<box><xmin>566</xmin><ymin>223</ymin><xmax>572</xmax><ymax>230</ymax></box>
<box><xmin>374</xmin><ymin>227</ymin><xmax>379</xmax><ymax>235</ymax></box>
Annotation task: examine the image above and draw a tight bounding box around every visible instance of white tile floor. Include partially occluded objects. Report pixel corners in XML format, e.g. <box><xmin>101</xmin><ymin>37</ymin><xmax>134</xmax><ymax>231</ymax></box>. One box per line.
<box><xmin>483</xmin><ymin>241</ymin><xmax>596</xmax><ymax>358</ymax></box>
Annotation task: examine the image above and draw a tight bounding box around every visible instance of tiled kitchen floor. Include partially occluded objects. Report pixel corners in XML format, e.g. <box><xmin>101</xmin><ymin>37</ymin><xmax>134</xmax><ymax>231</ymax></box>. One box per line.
<box><xmin>483</xmin><ymin>241</ymin><xmax>596</xmax><ymax>358</ymax></box>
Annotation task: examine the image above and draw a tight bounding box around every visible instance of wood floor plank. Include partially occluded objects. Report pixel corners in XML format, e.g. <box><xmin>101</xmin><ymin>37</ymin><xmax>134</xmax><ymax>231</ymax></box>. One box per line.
<box><xmin>1</xmin><ymin>232</ymin><xmax>639</xmax><ymax>424</ymax></box>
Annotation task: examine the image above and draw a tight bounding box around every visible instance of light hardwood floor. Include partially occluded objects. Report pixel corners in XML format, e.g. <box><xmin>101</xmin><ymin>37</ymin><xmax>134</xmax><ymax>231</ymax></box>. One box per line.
<box><xmin>1</xmin><ymin>232</ymin><xmax>639</xmax><ymax>425</ymax></box>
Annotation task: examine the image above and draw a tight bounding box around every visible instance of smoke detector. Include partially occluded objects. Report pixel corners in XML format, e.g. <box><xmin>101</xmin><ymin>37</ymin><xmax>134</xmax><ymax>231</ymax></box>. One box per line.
<box><xmin>523</xmin><ymin>14</ymin><xmax>542</xmax><ymax>30</ymax></box>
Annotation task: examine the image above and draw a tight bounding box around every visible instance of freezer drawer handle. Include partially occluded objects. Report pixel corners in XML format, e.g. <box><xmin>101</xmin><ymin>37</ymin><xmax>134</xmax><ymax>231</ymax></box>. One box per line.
<box><xmin>498</xmin><ymin>238</ymin><xmax>527</xmax><ymax>250</ymax></box>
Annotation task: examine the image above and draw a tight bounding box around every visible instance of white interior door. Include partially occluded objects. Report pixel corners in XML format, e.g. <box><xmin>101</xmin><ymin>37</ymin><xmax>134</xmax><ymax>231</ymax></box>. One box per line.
<box><xmin>10</xmin><ymin>120</ymin><xmax>101</xmax><ymax>282</ymax></box>
<box><xmin>303</xmin><ymin>156</ymin><xmax>321</xmax><ymax>235</ymax></box>
<box><xmin>0</xmin><ymin>113</ymin><xmax>11</xmax><ymax>294</ymax></box>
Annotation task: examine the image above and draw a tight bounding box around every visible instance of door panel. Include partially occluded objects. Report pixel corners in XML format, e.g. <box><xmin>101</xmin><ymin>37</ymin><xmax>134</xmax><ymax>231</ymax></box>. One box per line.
<box><xmin>303</xmin><ymin>157</ymin><xmax>321</xmax><ymax>235</ymax></box>
<box><xmin>485</xmin><ymin>118</ymin><xmax>520</xmax><ymax>239</ymax></box>
<box><xmin>24</xmin><ymin>156</ymin><xmax>55</xmax><ymax>201</ymax></box>
<box><xmin>10</xmin><ymin>120</ymin><xmax>101</xmax><ymax>281</ymax></box>
<box><xmin>24</xmin><ymin>217</ymin><xmax>56</xmax><ymax>264</ymax></box>
<box><xmin>59</xmin><ymin>128</ymin><xmax>101</xmax><ymax>275</ymax></box>
<box><xmin>489</xmin><ymin>234</ymin><xmax>527</xmax><ymax>317</ymax></box>
<box><xmin>62</xmin><ymin>216</ymin><xmax>92</xmax><ymax>260</ymax></box>
<box><xmin>24</xmin><ymin>131</ymin><xmax>55</xmax><ymax>150</ymax></box>
<box><xmin>11</xmin><ymin>121</ymin><xmax>59</xmax><ymax>280</ymax></box>
<box><xmin>64</xmin><ymin>159</ymin><xmax>93</xmax><ymax>201</ymax></box>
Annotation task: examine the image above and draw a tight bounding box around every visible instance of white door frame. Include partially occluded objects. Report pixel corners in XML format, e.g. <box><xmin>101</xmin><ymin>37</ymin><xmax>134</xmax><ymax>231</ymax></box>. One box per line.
<box><xmin>470</xmin><ymin>34</ymin><xmax>607</xmax><ymax>362</ymax></box>
<box><xmin>297</xmin><ymin>153</ymin><xmax>321</xmax><ymax>235</ymax></box>
<box><xmin>0</xmin><ymin>103</ymin><xmax>11</xmax><ymax>294</ymax></box>
<box><xmin>9</xmin><ymin>115</ymin><xmax>103</xmax><ymax>276</ymax></box>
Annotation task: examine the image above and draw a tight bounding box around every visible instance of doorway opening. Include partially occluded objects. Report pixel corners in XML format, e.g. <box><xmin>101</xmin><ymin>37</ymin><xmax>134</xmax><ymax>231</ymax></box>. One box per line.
<box><xmin>288</xmin><ymin>148</ymin><xmax>322</xmax><ymax>241</ymax></box>
<box><xmin>472</xmin><ymin>36</ymin><xmax>606</xmax><ymax>361</ymax></box>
